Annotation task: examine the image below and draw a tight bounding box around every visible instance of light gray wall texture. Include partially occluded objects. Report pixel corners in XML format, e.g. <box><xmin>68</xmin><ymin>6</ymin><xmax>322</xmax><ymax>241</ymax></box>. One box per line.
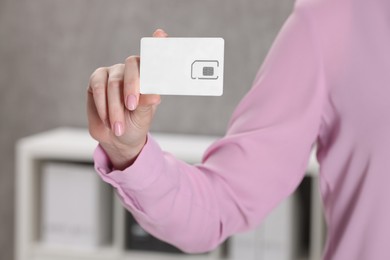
<box><xmin>0</xmin><ymin>0</ymin><xmax>294</xmax><ymax>259</ymax></box>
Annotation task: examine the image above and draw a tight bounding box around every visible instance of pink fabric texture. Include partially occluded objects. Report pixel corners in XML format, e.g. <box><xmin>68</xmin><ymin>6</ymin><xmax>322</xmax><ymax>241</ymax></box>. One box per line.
<box><xmin>94</xmin><ymin>0</ymin><xmax>390</xmax><ymax>259</ymax></box>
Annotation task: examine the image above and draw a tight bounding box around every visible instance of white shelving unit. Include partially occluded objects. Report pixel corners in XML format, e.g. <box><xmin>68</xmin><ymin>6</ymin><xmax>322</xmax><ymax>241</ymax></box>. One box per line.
<box><xmin>15</xmin><ymin>128</ymin><xmax>325</xmax><ymax>260</ymax></box>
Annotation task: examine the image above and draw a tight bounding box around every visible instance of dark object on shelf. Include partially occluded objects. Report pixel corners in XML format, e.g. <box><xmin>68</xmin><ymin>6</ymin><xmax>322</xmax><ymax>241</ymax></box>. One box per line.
<box><xmin>125</xmin><ymin>212</ymin><xmax>187</xmax><ymax>254</ymax></box>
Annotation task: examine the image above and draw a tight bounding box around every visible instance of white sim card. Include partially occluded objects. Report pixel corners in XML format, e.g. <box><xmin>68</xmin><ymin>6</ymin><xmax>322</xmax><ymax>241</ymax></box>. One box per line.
<box><xmin>140</xmin><ymin>37</ymin><xmax>224</xmax><ymax>96</ymax></box>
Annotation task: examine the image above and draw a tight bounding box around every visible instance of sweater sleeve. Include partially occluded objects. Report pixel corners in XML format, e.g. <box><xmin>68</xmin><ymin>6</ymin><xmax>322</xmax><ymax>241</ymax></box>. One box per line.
<box><xmin>94</xmin><ymin>7</ymin><xmax>325</xmax><ymax>253</ymax></box>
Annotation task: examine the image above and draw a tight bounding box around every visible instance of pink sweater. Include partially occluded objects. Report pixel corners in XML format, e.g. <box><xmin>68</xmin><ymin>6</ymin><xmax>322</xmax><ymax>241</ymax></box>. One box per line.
<box><xmin>94</xmin><ymin>0</ymin><xmax>390</xmax><ymax>259</ymax></box>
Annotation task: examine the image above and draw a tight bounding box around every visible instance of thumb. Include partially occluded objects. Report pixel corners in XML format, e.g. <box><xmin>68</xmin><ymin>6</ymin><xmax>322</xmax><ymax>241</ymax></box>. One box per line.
<box><xmin>153</xmin><ymin>28</ymin><xmax>168</xmax><ymax>37</ymax></box>
<box><xmin>137</xmin><ymin>29</ymin><xmax>168</xmax><ymax>107</ymax></box>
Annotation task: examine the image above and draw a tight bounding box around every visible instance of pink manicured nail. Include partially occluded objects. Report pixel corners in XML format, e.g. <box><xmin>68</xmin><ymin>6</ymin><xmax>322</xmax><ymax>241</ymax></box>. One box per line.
<box><xmin>126</xmin><ymin>94</ymin><xmax>137</xmax><ymax>111</ymax></box>
<box><xmin>114</xmin><ymin>122</ymin><xmax>123</xmax><ymax>137</ymax></box>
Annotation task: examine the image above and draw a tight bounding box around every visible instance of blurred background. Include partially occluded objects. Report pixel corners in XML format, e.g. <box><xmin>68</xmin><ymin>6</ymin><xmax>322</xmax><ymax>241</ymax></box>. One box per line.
<box><xmin>0</xmin><ymin>0</ymin><xmax>295</xmax><ymax>259</ymax></box>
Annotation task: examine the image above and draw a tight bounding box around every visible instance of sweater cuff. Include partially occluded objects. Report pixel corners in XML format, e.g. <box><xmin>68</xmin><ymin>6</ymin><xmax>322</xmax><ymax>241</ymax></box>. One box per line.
<box><xmin>93</xmin><ymin>134</ymin><xmax>165</xmax><ymax>191</ymax></box>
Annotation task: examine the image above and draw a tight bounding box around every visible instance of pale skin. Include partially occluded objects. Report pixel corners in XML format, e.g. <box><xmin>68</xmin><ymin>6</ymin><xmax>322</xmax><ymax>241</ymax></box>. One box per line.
<box><xmin>87</xmin><ymin>29</ymin><xmax>168</xmax><ymax>170</ymax></box>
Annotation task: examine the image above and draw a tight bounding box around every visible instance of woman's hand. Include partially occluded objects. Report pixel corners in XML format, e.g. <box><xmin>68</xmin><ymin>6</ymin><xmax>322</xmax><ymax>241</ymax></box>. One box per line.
<box><xmin>87</xmin><ymin>29</ymin><xmax>168</xmax><ymax>170</ymax></box>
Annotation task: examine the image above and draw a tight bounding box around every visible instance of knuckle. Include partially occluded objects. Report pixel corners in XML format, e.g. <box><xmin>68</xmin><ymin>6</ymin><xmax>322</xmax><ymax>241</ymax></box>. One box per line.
<box><xmin>86</xmin><ymin>84</ymin><xmax>93</xmax><ymax>93</ymax></box>
<box><xmin>89</xmin><ymin>68</ymin><xmax>107</xmax><ymax>91</ymax></box>
<box><xmin>87</xmin><ymin>80</ymin><xmax>103</xmax><ymax>94</ymax></box>
<box><xmin>108</xmin><ymin>65</ymin><xmax>125</xmax><ymax>82</ymax></box>
<box><xmin>90</xmin><ymin>78</ymin><xmax>103</xmax><ymax>88</ymax></box>
<box><xmin>90</xmin><ymin>82</ymin><xmax>105</xmax><ymax>93</ymax></box>
<box><xmin>110</xmin><ymin>63</ymin><xmax>124</xmax><ymax>69</ymax></box>
<box><xmin>125</xmin><ymin>55</ymin><xmax>139</xmax><ymax>64</ymax></box>
<box><xmin>90</xmin><ymin>67</ymin><xmax>106</xmax><ymax>79</ymax></box>
<box><xmin>108</xmin><ymin>73</ymin><xmax>124</xmax><ymax>82</ymax></box>
<box><xmin>95</xmin><ymin>66</ymin><xmax>107</xmax><ymax>73</ymax></box>
<box><xmin>107</xmin><ymin>78</ymin><xmax>122</xmax><ymax>89</ymax></box>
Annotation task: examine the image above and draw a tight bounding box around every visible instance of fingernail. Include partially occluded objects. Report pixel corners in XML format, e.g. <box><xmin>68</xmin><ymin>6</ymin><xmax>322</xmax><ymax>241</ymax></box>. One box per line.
<box><xmin>114</xmin><ymin>122</ymin><xmax>123</xmax><ymax>137</ymax></box>
<box><xmin>126</xmin><ymin>94</ymin><xmax>137</xmax><ymax>111</ymax></box>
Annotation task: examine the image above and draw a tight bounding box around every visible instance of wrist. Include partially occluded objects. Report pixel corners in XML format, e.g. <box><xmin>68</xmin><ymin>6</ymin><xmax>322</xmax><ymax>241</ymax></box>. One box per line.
<box><xmin>100</xmin><ymin>137</ymin><xmax>147</xmax><ymax>170</ymax></box>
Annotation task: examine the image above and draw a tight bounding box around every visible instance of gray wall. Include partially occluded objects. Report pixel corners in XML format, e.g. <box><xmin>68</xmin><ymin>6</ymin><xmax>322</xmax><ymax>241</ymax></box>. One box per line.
<box><xmin>0</xmin><ymin>0</ymin><xmax>294</xmax><ymax>259</ymax></box>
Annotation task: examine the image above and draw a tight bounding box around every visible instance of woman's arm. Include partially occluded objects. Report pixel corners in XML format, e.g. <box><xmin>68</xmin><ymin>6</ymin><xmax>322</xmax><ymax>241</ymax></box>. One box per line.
<box><xmin>93</xmin><ymin>6</ymin><xmax>325</xmax><ymax>253</ymax></box>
